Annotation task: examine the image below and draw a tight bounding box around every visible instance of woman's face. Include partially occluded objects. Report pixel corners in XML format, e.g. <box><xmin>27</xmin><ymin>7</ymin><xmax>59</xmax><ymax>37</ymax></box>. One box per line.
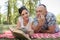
<box><xmin>21</xmin><ymin>10</ymin><xmax>29</xmax><ymax>20</ymax></box>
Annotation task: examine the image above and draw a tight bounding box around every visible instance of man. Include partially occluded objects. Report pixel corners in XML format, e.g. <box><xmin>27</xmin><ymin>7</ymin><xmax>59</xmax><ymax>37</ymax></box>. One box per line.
<box><xmin>31</xmin><ymin>4</ymin><xmax>60</xmax><ymax>33</ymax></box>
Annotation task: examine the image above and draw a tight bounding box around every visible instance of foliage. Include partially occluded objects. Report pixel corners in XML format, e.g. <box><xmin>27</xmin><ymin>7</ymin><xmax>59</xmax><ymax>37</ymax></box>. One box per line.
<box><xmin>2</xmin><ymin>0</ymin><xmax>39</xmax><ymax>24</ymax></box>
<box><xmin>56</xmin><ymin>14</ymin><xmax>60</xmax><ymax>24</ymax></box>
<box><xmin>0</xmin><ymin>14</ymin><xmax>1</xmax><ymax>24</ymax></box>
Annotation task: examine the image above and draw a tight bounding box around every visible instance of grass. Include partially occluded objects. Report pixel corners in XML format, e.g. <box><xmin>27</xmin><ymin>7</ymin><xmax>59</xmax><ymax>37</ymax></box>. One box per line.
<box><xmin>0</xmin><ymin>24</ymin><xmax>60</xmax><ymax>40</ymax></box>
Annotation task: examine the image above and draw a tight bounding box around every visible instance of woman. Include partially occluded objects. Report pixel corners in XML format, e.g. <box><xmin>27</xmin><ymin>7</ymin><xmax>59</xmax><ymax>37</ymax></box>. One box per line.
<box><xmin>16</xmin><ymin>6</ymin><xmax>33</xmax><ymax>34</ymax></box>
<box><xmin>11</xmin><ymin>6</ymin><xmax>33</xmax><ymax>40</ymax></box>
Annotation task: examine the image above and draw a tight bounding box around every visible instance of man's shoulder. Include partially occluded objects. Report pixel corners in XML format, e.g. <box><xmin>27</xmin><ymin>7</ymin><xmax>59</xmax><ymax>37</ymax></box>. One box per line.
<box><xmin>29</xmin><ymin>17</ymin><xmax>33</xmax><ymax>22</ymax></box>
<box><xmin>46</xmin><ymin>12</ymin><xmax>56</xmax><ymax>22</ymax></box>
<box><xmin>47</xmin><ymin>12</ymin><xmax>55</xmax><ymax>16</ymax></box>
<box><xmin>33</xmin><ymin>17</ymin><xmax>37</xmax><ymax>21</ymax></box>
<box><xmin>46</xmin><ymin>12</ymin><xmax>55</xmax><ymax>18</ymax></box>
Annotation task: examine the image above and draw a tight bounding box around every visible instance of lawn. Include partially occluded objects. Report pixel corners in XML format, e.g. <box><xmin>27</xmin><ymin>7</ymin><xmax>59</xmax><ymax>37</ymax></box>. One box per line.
<box><xmin>0</xmin><ymin>24</ymin><xmax>60</xmax><ymax>40</ymax></box>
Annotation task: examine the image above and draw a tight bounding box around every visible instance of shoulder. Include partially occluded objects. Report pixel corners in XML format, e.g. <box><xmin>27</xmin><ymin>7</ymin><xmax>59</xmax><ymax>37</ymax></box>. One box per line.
<box><xmin>18</xmin><ymin>16</ymin><xmax>23</xmax><ymax>22</ymax></box>
<box><xmin>32</xmin><ymin>17</ymin><xmax>38</xmax><ymax>26</ymax></box>
<box><xmin>46</xmin><ymin>12</ymin><xmax>56</xmax><ymax>20</ymax></box>
<box><xmin>46</xmin><ymin>12</ymin><xmax>56</xmax><ymax>22</ymax></box>
<box><xmin>33</xmin><ymin>17</ymin><xmax>38</xmax><ymax>22</ymax></box>
<box><xmin>46</xmin><ymin>12</ymin><xmax>55</xmax><ymax>18</ymax></box>
<box><xmin>29</xmin><ymin>17</ymin><xmax>33</xmax><ymax>22</ymax></box>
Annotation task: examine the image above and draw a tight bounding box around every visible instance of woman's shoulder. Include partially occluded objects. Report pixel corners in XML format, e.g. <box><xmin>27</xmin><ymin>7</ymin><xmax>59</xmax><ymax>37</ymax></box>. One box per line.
<box><xmin>18</xmin><ymin>16</ymin><xmax>23</xmax><ymax>22</ymax></box>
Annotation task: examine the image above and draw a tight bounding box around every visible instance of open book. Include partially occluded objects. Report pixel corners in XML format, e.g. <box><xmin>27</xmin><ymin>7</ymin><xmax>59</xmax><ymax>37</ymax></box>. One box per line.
<box><xmin>9</xmin><ymin>26</ymin><xmax>31</xmax><ymax>40</ymax></box>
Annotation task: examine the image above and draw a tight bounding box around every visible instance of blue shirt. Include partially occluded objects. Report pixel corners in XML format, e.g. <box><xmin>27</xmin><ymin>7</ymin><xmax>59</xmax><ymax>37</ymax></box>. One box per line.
<box><xmin>33</xmin><ymin>12</ymin><xmax>60</xmax><ymax>32</ymax></box>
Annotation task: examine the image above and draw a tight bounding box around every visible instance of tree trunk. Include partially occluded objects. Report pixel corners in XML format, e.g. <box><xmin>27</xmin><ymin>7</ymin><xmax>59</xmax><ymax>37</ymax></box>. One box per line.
<box><xmin>7</xmin><ymin>0</ymin><xmax>12</xmax><ymax>24</ymax></box>
<box><xmin>0</xmin><ymin>14</ymin><xmax>1</xmax><ymax>24</ymax></box>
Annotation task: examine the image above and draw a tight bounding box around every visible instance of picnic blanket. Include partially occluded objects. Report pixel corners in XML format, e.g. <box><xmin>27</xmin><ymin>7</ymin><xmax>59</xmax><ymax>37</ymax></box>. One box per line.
<box><xmin>31</xmin><ymin>32</ymin><xmax>60</xmax><ymax>39</ymax></box>
<box><xmin>0</xmin><ymin>30</ymin><xmax>14</xmax><ymax>38</ymax></box>
<box><xmin>0</xmin><ymin>30</ymin><xmax>60</xmax><ymax>39</ymax></box>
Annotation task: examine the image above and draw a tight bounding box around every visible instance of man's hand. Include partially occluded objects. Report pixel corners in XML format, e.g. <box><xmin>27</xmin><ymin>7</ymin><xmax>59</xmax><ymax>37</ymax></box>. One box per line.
<box><xmin>37</xmin><ymin>15</ymin><xmax>45</xmax><ymax>27</ymax></box>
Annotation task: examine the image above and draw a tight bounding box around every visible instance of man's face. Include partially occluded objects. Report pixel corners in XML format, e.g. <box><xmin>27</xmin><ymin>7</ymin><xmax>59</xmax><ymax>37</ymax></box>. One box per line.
<box><xmin>36</xmin><ymin>6</ymin><xmax>47</xmax><ymax>17</ymax></box>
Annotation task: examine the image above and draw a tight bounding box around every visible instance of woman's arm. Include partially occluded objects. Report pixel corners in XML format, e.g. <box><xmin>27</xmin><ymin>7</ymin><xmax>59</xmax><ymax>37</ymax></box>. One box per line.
<box><xmin>16</xmin><ymin>20</ymin><xmax>21</xmax><ymax>29</ymax></box>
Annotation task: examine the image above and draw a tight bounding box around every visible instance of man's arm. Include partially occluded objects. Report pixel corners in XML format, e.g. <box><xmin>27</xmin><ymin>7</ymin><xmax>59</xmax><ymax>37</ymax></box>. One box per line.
<box><xmin>40</xmin><ymin>13</ymin><xmax>56</xmax><ymax>33</ymax></box>
<box><xmin>31</xmin><ymin>15</ymin><xmax>45</xmax><ymax>32</ymax></box>
<box><xmin>31</xmin><ymin>22</ymin><xmax>42</xmax><ymax>32</ymax></box>
<box><xmin>40</xmin><ymin>25</ymin><xmax>56</xmax><ymax>33</ymax></box>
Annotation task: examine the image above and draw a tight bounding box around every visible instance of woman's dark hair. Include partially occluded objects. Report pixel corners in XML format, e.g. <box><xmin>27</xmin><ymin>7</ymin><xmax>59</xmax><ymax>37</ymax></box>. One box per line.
<box><xmin>18</xmin><ymin>6</ymin><xmax>28</xmax><ymax>15</ymax></box>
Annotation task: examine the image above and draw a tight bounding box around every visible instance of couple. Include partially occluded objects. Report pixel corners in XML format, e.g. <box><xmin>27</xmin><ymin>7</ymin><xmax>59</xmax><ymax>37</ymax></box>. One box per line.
<box><xmin>12</xmin><ymin>4</ymin><xmax>60</xmax><ymax>40</ymax></box>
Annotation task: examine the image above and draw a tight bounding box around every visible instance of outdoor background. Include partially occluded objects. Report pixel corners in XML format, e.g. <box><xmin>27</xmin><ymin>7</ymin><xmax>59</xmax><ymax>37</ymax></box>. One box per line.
<box><xmin>0</xmin><ymin>0</ymin><xmax>60</xmax><ymax>40</ymax></box>
<box><xmin>0</xmin><ymin>0</ymin><xmax>60</xmax><ymax>25</ymax></box>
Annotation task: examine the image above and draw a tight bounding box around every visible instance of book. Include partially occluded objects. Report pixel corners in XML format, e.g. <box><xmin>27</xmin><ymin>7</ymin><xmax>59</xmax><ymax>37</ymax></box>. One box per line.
<box><xmin>9</xmin><ymin>26</ymin><xmax>31</xmax><ymax>40</ymax></box>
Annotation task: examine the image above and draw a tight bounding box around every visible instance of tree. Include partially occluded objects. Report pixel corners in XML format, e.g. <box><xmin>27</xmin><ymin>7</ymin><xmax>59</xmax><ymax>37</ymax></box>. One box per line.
<box><xmin>6</xmin><ymin>0</ymin><xmax>40</xmax><ymax>24</ymax></box>
<box><xmin>7</xmin><ymin>0</ymin><xmax>12</xmax><ymax>24</ymax></box>
<box><xmin>0</xmin><ymin>14</ymin><xmax>1</xmax><ymax>24</ymax></box>
<box><xmin>56</xmin><ymin>14</ymin><xmax>60</xmax><ymax>24</ymax></box>
<box><xmin>7</xmin><ymin>0</ymin><xmax>18</xmax><ymax>24</ymax></box>
<box><xmin>13</xmin><ymin>0</ymin><xmax>18</xmax><ymax>24</ymax></box>
<box><xmin>25</xmin><ymin>0</ymin><xmax>39</xmax><ymax>18</ymax></box>
<box><xmin>0</xmin><ymin>6</ymin><xmax>1</xmax><ymax>24</ymax></box>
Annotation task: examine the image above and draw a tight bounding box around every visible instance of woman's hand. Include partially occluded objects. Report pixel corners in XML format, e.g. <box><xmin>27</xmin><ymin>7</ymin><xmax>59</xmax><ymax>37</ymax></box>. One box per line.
<box><xmin>27</xmin><ymin>29</ymin><xmax>34</xmax><ymax>35</ymax></box>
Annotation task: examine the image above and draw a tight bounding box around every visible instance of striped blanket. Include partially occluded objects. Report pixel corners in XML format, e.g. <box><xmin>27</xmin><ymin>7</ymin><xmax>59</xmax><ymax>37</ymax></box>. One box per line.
<box><xmin>0</xmin><ymin>30</ymin><xmax>60</xmax><ymax>39</ymax></box>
